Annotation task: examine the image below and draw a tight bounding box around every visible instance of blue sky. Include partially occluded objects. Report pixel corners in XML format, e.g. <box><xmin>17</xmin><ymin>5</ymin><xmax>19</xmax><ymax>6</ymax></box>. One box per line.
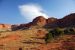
<box><xmin>0</xmin><ymin>0</ymin><xmax>75</xmax><ymax>24</ymax></box>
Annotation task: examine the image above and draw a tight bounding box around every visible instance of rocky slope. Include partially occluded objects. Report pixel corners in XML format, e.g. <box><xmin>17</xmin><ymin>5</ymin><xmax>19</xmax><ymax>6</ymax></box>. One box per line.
<box><xmin>0</xmin><ymin>28</ymin><xmax>47</xmax><ymax>50</ymax></box>
<box><xmin>46</xmin><ymin>13</ymin><xmax>75</xmax><ymax>28</ymax></box>
<box><xmin>1</xmin><ymin>13</ymin><xmax>75</xmax><ymax>31</ymax></box>
<box><xmin>11</xmin><ymin>16</ymin><xmax>47</xmax><ymax>31</ymax></box>
<box><xmin>11</xmin><ymin>13</ymin><xmax>75</xmax><ymax>30</ymax></box>
<box><xmin>0</xmin><ymin>27</ymin><xmax>75</xmax><ymax>50</ymax></box>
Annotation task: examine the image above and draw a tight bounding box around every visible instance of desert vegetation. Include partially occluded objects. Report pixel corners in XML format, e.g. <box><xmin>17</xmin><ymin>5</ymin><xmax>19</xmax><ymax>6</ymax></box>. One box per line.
<box><xmin>45</xmin><ymin>27</ymin><xmax>75</xmax><ymax>44</ymax></box>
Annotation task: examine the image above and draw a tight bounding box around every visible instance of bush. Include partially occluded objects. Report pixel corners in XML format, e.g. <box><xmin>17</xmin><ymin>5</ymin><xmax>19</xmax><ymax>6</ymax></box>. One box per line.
<box><xmin>45</xmin><ymin>31</ymin><xmax>53</xmax><ymax>44</ymax></box>
<box><xmin>50</xmin><ymin>28</ymin><xmax>64</xmax><ymax>38</ymax></box>
<box><xmin>64</xmin><ymin>28</ymin><xmax>75</xmax><ymax>35</ymax></box>
<box><xmin>45</xmin><ymin>28</ymin><xmax>64</xmax><ymax>44</ymax></box>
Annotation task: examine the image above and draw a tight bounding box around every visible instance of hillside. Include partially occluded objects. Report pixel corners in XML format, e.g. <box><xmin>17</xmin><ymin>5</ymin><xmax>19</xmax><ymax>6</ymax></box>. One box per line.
<box><xmin>0</xmin><ymin>13</ymin><xmax>75</xmax><ymax>50</ymax></box>
<box><xmin>11</xmin><ymin>13</ymin><xmax>75</xmax><ymax>31</ymax></box>
<box><xmin>0</xmin><ymin>28</ymin><xmax>47</xmax><ymax>50</ymax></box>
<box><xmin>0</xmin><ymin>27</ymin><xmax>75</xmax><ymax>50</ymax></box>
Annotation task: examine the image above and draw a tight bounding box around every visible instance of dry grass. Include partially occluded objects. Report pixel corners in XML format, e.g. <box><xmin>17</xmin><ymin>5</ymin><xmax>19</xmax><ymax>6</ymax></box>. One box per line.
<box><xmin>0</xmin><ymin>28</ymin><xmax>75</xmax><ymax>50</ymax></box>
<box><xmin>0</xmin><ymin>28</ymin><xmax>46</xmax><ymax>50</ymax></box>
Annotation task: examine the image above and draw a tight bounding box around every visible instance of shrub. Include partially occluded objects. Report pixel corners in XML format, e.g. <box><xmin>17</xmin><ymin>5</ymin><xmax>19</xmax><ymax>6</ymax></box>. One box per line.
<box><xmin>64</xmin><ymin>29</ymin><xmax>69</xmax><ymax>34</ymax></box>
<box><xmin>64</xmin><ymin>28</ymin><xmax>75</xmax><ymax>35</ymax></box>
<box><xmin>50</xmin><ymin>28</ymin><xmax>64</xmax><ymax>38</ymax></box>
<box><xmin>45</xmin><ymin>28</ymin><xmax>64</xmax><ymax>44</ymax></box>
<box><xmin>45</xmin><ymin>31</ymin><xmax>53</xmax><ymax>44</ymax></box>
<box><xmin>69</xmin><ymin>28</ymin><xmax>75</xmax><ymax>34</ymax></box>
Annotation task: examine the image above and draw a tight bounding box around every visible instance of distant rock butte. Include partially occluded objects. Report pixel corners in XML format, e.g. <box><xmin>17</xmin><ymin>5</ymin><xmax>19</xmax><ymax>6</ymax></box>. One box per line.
<box><xmin>1</xmin><ymin>13</ymin><xmax>75</xmax><ymax>30</ymax></box>
<box><xmin>0</xmin><ymin>24</ymin><xmax>11</xmax><ymax>29</ymax></box>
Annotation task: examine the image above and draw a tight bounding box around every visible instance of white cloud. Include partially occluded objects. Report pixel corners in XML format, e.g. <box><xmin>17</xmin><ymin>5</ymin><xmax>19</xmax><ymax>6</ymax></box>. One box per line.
<box><xmin>19</xmin><ymin>4</ymin><xmax>48</xmax><ymax>22</ymax></box>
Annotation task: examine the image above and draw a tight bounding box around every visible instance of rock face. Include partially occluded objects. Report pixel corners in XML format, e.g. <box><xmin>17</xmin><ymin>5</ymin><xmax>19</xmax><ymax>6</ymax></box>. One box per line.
<box><xmin>32</xmin><ymin>16</ymin><xmax>47</xmax><ymax>26</ymax></box>
<box><xmin>11</xmin><ymin>22</ymin><xmax>33</xmax><ymax>31</ymax></box>
<box><xmin>8</xmin><ymin>13</ymin><xmax>75</xmax><ymax>30</ymax></box>
<box><xmin>46</xmin><ymin>13</ymin><xmax>75</xmax><ymax>28</ymax></box>
<box><xmin>0</xmin><ymin>24</ymin><xmax>11</xmax><ymax>29</ymax></box>
<box><xmin>11</xmin><ymin>16</ymin><xmax>47</xmax><ymax>30</ymax></box>
<box><xmin>45</xmin><ymin>17</ymin><xmax>58</xmax><ymax>28</ymax></box>
<box><xmin>60</xmin><ymin>13</ymin><xmax>75</xmax><ymax>27</ymax></box>
<box><xmin>0</xmin><ymin>24</ymin><xmax>11</xmax><ymax>31</ymax></box>
<box><xmin>46</xmin><ymin>17</ymin><xmax>57</xmax><ymax>24</ymax></box>
<box><xmin>1</xmin><ymin>13</ymin><xmax>75</xmax><ymax>31</ymax></box>
<box><xmin>11</xmin><ymin>24</ymin><xmax>19</xmax><ymax>31</ymax></box>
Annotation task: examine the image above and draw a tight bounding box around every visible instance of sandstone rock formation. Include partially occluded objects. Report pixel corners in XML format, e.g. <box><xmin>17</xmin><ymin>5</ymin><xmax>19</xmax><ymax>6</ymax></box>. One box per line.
<box><xmin>46</xmin><ymin>17</ymin><xmax>57</xmax><ymax>24</ymax></box>
<box><xmin>11</xmin><ymin>16</ymin><xmax>47</xmax><ymax>30</ymax></box>
<box><xmin>2</xmin><ymin>13</ymin><xmax>75</xmax><ymax>31</ymax></box>
<box><xmin>32</xmin><ymin>16</ymin><xmax>47</xmax><ymax>26</ymax></box>
<box><xmin>0</xmin><ymin>24</ymin><xmax>11</xmax><ymax>31</ymax></box>
<box><xmin>0</xmin><ymin>24</ymin><xmax>11</xmax><ymax>29</ymax></box>
<box><xmin>46</xmin><ymin>13</ymin><xmax>75</xmax><ymax>28</ymax></box>
<box><xmin>59</xmin><ymin>13</ymin><xmax>75</xmax><ymax>27</ymax></box>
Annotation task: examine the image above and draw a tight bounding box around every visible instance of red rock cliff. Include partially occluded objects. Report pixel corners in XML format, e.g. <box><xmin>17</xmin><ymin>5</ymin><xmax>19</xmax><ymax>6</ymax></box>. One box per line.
<box><xmin>32</xmin><ymin>16</ymin><xmax>47</xmax><ymax>26</ymax></box>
